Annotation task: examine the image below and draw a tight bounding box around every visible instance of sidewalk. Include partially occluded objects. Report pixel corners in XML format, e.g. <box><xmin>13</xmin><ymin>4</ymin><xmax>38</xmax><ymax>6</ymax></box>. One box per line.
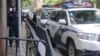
<box><xmin>8</xmin><ymin>46</ymin><xmax>15</xmax><ymax>56</ymax></box>
<box><xmin>8</xmin><ymin>46</ymin><xmax>63</xmax><ymax>56</ymax></box>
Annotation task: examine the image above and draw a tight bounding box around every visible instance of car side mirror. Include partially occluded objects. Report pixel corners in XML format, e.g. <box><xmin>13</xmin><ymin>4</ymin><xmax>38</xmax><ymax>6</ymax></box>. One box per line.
<box><xmin>58</xmin><ymin>19</ymin><xmax>66</xmax><ymax>25</ymax></box>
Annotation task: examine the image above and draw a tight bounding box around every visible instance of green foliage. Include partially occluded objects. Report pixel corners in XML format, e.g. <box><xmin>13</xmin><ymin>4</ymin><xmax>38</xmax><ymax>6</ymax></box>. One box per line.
<box><xmin>91</xmin><ymin>0</ymin><xmax>100</xmax><ymax>8</ymax></box>
<box><xmin>91</xmin><ymin>0</ymin><xmax>96</xmax><ymax>3</ymax></box>
<box><xmin>96</xmin><ymin>0</ymin><xmax>100</xmax><ymax>8</ymax></box>
<box><xmin>22</xmin><ymin>0</ymin><xmax>32</xmax><ymax>8</ymax></box>
<box><xmin>44</xmin><ymin>0</ymin><xmax>62</xmax><ymax>5</ymax></box>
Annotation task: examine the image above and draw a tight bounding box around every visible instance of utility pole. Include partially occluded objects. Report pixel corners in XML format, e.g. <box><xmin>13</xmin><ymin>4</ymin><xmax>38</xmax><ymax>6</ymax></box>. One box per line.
<box><xmin>0</xmin><ymin>0</ymin><xmax>7</xmax><ymax>56</ymax></box>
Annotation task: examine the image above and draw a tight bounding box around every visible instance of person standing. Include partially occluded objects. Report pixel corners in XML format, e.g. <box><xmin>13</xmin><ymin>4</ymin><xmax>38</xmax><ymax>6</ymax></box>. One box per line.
<box><xmin>7</xmin><ymin>6</ymin><xmax>19</xmax><ymax>47</ymax></box>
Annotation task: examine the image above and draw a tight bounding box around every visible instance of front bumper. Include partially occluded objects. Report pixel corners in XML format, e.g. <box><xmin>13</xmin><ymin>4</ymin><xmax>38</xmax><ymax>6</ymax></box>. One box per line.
<box><xmin>77</xmin><ymin>50</ymin><xmax>100</xmax><ymax>56</ymax></box>
<box><xmin>75</xmin><ymin>39</ymin><xmax>100</xmax><ymax>56</ymax></box>
<box><xmin>76</xmin><ymin>39</ymin><xmax>100</xmax><ymax>51</ymax></box>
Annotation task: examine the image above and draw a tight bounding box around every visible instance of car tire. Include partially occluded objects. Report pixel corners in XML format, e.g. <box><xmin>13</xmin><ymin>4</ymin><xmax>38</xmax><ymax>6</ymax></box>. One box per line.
<box><xmin>67</xmin><ymin>40</ymin><xmax>78</xmax><ymax>56</ymax></box>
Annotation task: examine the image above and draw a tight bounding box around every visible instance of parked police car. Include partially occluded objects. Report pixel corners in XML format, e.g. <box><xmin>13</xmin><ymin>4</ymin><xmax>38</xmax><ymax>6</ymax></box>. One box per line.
<box><xmin>46</xmin><ymin>8</ymin><xmax>100</xmax><ymax>56</ymax></box>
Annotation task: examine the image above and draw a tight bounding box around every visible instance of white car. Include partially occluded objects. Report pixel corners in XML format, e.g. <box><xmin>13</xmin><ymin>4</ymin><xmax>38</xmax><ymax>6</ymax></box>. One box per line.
<box><xmin>46</xmin><ymin>8</ymin><xmax>100</xmax><ymax>56</ymax></box>
<box><xmin>22</xmin><ymin>9</ymin><xmax>33</xmax><ymax>19</ymax></box>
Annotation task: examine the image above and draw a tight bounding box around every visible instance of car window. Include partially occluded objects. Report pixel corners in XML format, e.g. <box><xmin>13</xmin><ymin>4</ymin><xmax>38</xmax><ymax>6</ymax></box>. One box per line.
<box><xmin>50</xmin><ymin>11</ymin><xmax>58</xmax><ymax>21</ymax></box>
<box><xmin>59</xmin><ymin>11</ymin><xmax>67</xmax><ymax>19</ymax></box>
<box><xmin>50</xmin><ymin>10</ymin><xmax>67</xmax><ymax>25</ymax></box>
<box><xmin>57</xmin><ymin>11</ymin><xmax>67</xmax><ymax>25</ymax></box>
<box><xmin>41</xmin><ymin>11</ymin><xmax>50</xmax><ymax>19</ymax></box>
<box><xmin>69</xmin><ymin>10</ymin><xmax>100</xmax><ymax>24</ymax></box>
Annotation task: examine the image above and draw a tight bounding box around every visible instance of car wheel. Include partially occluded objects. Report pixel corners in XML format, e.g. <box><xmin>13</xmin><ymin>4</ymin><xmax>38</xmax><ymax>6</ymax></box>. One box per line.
<box><xmin>67</xmin><ymin>41</ymin><xmax>77</xmax><ymax>56</ymax></box>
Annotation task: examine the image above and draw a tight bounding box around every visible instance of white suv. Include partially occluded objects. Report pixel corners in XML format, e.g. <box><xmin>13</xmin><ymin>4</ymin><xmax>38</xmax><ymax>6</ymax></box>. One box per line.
<box><xmin>46</xmin><ymin>8</ymin><xmax>100</xmax><ymax>56</ymax></box>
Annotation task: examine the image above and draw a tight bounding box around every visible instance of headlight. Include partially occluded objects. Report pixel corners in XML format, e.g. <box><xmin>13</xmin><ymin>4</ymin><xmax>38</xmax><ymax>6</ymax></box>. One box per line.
<box><xmin>77</xmin><ymin>32</ymin><xmax>96</xmax><ymax>41</ymax></box>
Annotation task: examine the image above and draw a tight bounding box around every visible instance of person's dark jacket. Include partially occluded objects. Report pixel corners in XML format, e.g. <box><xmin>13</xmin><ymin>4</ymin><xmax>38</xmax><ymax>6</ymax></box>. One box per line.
<box><xmin>7</xmin><ymin>11</ymin><xmax>18</xmax><ymax>27</ymax></box>
<box><xmin>32</xmin><ymin>13</ymin><xmax>37</xmax><ymax>23</ymax></box>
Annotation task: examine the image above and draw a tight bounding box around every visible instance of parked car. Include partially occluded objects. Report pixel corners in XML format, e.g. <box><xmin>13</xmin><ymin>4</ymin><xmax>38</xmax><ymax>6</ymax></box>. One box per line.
<box><xmin>46</xmin><ymin>8</ymin><xmax>100</xmax><ymax>56</ymax></box>
<box><xmin>22</xmin><ymin>9</ymin><xmax>33</xmax><ymax>19</ymax></box>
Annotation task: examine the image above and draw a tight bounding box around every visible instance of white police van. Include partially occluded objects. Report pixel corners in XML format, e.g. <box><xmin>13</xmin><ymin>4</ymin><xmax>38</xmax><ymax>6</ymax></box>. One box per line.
<box><xmin>46</xmin><ymin>8</ymin><xmax>100</xmax><ymax>56</ymax></box>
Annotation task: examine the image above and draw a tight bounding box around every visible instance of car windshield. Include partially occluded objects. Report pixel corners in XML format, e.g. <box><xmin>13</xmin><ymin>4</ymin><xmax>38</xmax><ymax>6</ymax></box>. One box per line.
<box><xmin>69</xmin><ymin>10</ymin><xmax>100</xmax><ymax>24</ymax></box>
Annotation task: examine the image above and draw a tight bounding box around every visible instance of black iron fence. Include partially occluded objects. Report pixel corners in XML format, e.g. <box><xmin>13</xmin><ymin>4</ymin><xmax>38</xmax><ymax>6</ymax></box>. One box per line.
<box><xmin>0</xmin><ymin>37</ymin><xmax>46</xmax><ymax>56</ymax></box>
<box><xmin>25</xmin><ymin>17</ymin><xmax>54</xmax><ymax>56</ymax></box>
<box><xmin>0</xmin><ymin>16</ymin><xmax>54</xmax><ymax>56</ymax></box>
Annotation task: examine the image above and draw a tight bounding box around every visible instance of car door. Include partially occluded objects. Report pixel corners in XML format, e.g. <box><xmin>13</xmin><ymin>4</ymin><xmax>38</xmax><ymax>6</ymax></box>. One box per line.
<box><xmin>53</xmin><ymin>10</ymin><xmax>68</xmax><ymax>38</ymax></box>
<box><xmin>46</xmin><ymin>11</ymin><xmax>59</xmax><ymax>38</ymax></box>
<box><xmin>47</xmin><ymin>10</ymin><xmax>67</xmax><ymax>38</ymax></box>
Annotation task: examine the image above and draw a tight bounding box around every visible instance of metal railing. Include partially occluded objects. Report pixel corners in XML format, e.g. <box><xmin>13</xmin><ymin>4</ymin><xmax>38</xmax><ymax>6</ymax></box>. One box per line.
<box><xmin>0</xmin><ymin>18</ymin><xmax>54</xmax><ymax>56</ymax></box>
<box><xmin>0</xmin><ymin>37</ymin><xmax>46</xmax><ymax>56</ymax></box>
<box><xmin>24</xmin><ymin>17</ymin><xmax>54</xmax><ymax>56</ymax></box>
<box><xmin>0</xmin><ymin>16</ymin><xmax>54</xmax><ymax>56</ymax></box>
